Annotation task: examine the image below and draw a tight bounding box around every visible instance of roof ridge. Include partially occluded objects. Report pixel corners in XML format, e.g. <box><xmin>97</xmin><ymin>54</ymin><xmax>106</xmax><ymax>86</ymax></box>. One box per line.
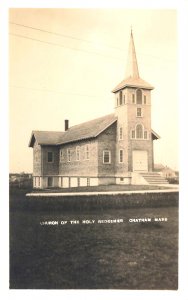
<box><xmin>67</xmin><ymin>113</ymin><xmax>115</xmax><ymax>130</ymax></box>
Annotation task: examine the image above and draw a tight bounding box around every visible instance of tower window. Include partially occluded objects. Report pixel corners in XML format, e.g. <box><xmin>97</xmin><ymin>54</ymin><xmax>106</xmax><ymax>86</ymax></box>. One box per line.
<box><xmin>136</xmin><ymin>89</ymin><xmax>142</xmax><ymax>104</ymax></box>
<box><xmin>119</xmin><ymin>149</ymin><xmax>124</xmax><ymax>163</ymax></box>
<box><xmin>131</xmin><ymin>130</ymin><xmax>135</xmax><ymax>139</ymax></box>
<box><xmin>47</xmin><ymin>152</ymin><xmax>53</xmax><ymax>163</ymax></box>
<box><xmin>119</xmin><ymin>127</ymin><xmax>123</xmax><ymax>140</ymax></box>
<box><xmin>132</xmin><ymin>94</ymin><xmax>135</xmax><ymax>104</ymax></box>
<box><xmin>136</xmin><ymin>124</ymin><xmax>143</xmax><ymax>139</ymax></box>
<box><xmin>137</xmin><ymin>107</ymin><xmax>142</xmax><ymax>117</ymax></box>
<box><xmin>103</xmin><ymin>150</ymin><xmax>111</xmax><ymax>164</ymax></box>
<box><xmin>144</xmin><ymin>131</ymin><xmax>148</xmax><ymax>139</ymax></box>
<box><xmin>119</xmin><ymin>91</ymin><xmax>123</xmax><ymax>105</ymax></box>
<box><xmin>144</xmin><ymin>95</ymin><xmax>147</xmax><ymax>104</ymax></box>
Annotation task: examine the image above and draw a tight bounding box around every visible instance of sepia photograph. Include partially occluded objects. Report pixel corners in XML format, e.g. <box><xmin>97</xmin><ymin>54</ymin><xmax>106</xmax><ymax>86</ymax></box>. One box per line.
<box><xmin>7</xmin><ymin>5</ymin><xmax>182</xmax><ymax>295</ymax></box>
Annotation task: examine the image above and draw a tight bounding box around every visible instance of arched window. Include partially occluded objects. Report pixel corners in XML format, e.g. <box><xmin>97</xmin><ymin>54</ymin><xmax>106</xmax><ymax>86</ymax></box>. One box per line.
<box><xmin>119</xmin><ymin>91</ymin><xmax>123</xmax><ymax>105</ymax></box>
<box><xmin>136</xmin><ymin>124</ymin><xmax>143</xmax><ymax>139</ymax></box>
<box><xmin>136</xmin><ymin>89</ymin><xmax>142</xmax><ymax>104</ymax></box>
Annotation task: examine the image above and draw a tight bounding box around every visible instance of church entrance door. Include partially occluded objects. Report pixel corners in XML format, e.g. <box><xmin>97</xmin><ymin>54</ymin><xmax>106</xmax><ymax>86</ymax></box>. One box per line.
<box><xmin>132</xmin><ymin>150</ymin><xmax>148</xmax><ymax>172</ymax></box>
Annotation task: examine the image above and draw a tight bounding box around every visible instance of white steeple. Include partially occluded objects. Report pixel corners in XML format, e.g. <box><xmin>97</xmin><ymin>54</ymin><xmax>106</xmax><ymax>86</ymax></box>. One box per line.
<box><xmin>125</xmin><ymin>29</ymin><xmax>139</xmax><ymax>79</ymax></box>
<box><xmin>112</xmin><ymin>29</ymin><xmax>154</xmax><ymax>93</ymax></box>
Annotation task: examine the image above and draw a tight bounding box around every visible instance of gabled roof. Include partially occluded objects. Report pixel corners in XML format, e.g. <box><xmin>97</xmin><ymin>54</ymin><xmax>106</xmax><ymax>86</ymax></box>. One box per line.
<box><xmin>29</xmin><ymin>114</ymin><xmax>117</xmax><ymax>147</ymax></box>
<box><xmin>29</xmin><ymin>131</ymin><xmax>64</xmax><ymax>147</ymax></box>
<box><xmin>29</xmin><ymin>113</ymin><xmax>159</xmax><ymax>147</ymax></box>
<box><xmin>58</xmin><ymin>113</ymin><xmax>117</xmax><ymax>145</ymax></box>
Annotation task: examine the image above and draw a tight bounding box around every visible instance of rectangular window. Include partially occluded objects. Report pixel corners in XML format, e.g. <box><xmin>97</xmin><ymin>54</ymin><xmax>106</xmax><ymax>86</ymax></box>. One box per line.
<box><xmin>119</xmin><ymin>127</ymin><xmax>123</xmax><ymax>140</ymax></box>
<box><xmin>103</xmin><ymin>150</ymin><xmax>111</xmax><ymax>164</ymax></box>
<box><xmin>132</xmin><ymin>130</ymin><xmax>135</xmax><ymax>139</ymax></box>
<box><xmin>60</xmin><ymin>150</ymin><xmax>63</xmax><ymax>162</ymax></box>
<box><xmin>76</xmin><ymin>146</ymin><xmax>80</xmax><ymax>161</ymax></box>
<box><xmin>48</xmin><ymin>177</ymin><xmax>53</xmax><ymax>187</ymax></box>
<box><xmin>67</xmin><ymin>149</ymin><xmax>71</xmax><ymax>162</ymax></box>
<box><xmin>123</xmin><ymin>95</ymin><xmax>125</xmax><ymax>104</ymax></box>
<box><xmin>85</xmin><ymin>145</ymin><xmax>90</xmax><ymax>160</ymax></box>
<box><xmin>144</xmin><ymin>95</ymin><xmax>147</xmax><ymax>104</ymax></box>
<box><xmin>119</xmin><ymin>91</ymin><xmax>123</xmax><ymax>105</ymax></box>
<box><xmin>132</xmin><ymin>94</ymin><xmax>135</xmax><ymax>103</ymax></box>
<box><xmin>137</xmin><ymin>107</ymin><xmax>142</xmax><ymax>117</ymax></box>
<box><xmin>119</xmin><ymin>149</ymin><xmax>124</xmax><ymax>163</ymax></box>
<box><xmin>144</xmin><ymin>131</ymin><xmax>148</xmax><ymax>139</ymax></box>
<box><xmin>35</xmin><ymin>177</ymin><xmax>40</xmax><ymax>187</ymax></box>
<box><xmin>47</xmin><ymin>152</ymin><xmax>53</xmax><ymax>163</ymax></box>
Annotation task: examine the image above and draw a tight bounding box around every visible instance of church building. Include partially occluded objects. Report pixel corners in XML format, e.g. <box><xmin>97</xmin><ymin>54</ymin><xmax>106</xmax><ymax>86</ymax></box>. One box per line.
<box><xmin>29</xmin><ymin>31</ymin><xmax>167</xmax><ymax>189</ymax></box>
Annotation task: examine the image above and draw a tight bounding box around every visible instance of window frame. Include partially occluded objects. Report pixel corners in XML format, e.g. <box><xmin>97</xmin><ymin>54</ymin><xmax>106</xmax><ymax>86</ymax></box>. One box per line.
<box><xmin>103</xmin><ymin>150</ymin><xmax>111</xmax><ymax>164</ymax></box>
<box><xmin>144</xmin><ymin>95</ymin><xmax>147</xmax><ymax>104</ymax></box>
<box><xmin>136</xmin><ymin>107</ymin><xmax>142</xmax><ymax>117</ymax></box>
<box><xmin>85</xmin><ymin>144</ymin><xmax>90</xmax><ymax>160</ymax></box>
<box><xmin>119</xmin><ymin>127</ymin><xmax>123</xmax><ymax>140</ymax></box>
<box><xmin>47</xmin><ymin>151</ymin><xmax>54</xmax><ymax>163</ymax></box>
<box><xmin>136</xmin><ymin>89</ymin><xmax>142</xmax><ymax>104</ymax></box>
<box><xmin>131</xmin><ymin>130</ymin><xmax>135</xmax><ymax>139</ymax></box>
<box><xmin>136</xmin><ymin>124</ymin><xmax>143</xmax><ymax>139</ymax></box>
<box><xmin>119</xmin><ymin>149</ymin><xmax>124</xmax><ymax>163</ymax></box>
<box><xmin>60</xmin><ymin>149</ymin><xmax>63</xmax><ymax>162</ymax></box>
<box><xmin>67</xmin><ymin>149</ymin><xmax>71</xmax><ymax>162</ymax></box>
<box><xmin>47</xmin><ymin>176</ymin><xmax>53</xmax><ymax>187</ymax></box>
<box><xmin>119</xmin><ymin>91</ymin><xmax>123</xmax><ymax>105</ymax></box>
<box><xmin>76</xmin><ymin>146</ymin><xmax>80</xmax><ymax>161</ymax></box>
<box><xmin>132</xmin><ymin>94</ymin><xmax>135</xmax><ymax>104</ymax></box>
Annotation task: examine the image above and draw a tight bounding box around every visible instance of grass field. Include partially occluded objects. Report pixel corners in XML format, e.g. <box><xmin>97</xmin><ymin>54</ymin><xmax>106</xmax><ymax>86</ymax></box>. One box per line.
<box><xmin>9</xmin><ymin>189</ymin><xmax>178</xmax><ymax>290</ymax></box>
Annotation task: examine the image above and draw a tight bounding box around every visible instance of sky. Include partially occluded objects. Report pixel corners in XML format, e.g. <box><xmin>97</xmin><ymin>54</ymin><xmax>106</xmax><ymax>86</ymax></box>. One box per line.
<box><xmin>9</xmin><ymin>8</ymin><xmax>178</xmax><ymax>172</ymax></box>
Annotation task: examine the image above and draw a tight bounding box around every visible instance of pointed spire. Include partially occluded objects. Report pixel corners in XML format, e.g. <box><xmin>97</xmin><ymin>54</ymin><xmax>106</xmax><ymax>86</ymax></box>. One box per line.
<box><xmin>125</xmin><ymin>29</ymin><xmax>139</xmax><ymax>79</ymax></box>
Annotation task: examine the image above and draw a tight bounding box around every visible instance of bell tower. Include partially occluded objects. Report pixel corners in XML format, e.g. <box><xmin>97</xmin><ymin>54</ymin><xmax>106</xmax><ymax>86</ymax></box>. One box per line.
<box><xmin>112</xmin><ymin>30</ymin><xmax>155</xmax><ymax>178</ymax></box>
